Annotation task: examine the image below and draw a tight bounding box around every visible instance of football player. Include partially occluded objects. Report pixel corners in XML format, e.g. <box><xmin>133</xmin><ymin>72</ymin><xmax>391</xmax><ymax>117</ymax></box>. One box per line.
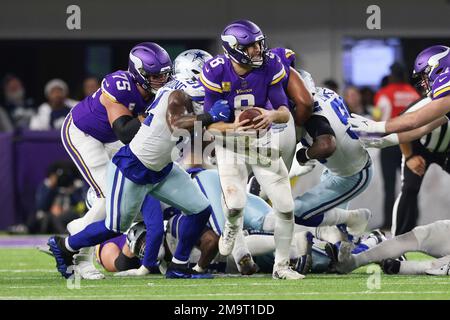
<box><xmin>292</xmin><ymin>70</ymin><xmax>372</xmax><ymax>237</ymax></box>
<box><xmin>48</xmin><ymin>63</ymin><xmax>232</xmax><ymax>279</ymax></box>
<box><xmin>200</xmin><ymin>20</ymin><xmax>303</xmax><ymax>279</ymax></box>
<box><xmin>348</xmin><ymin>45</ymin><xmax>450</xmax><ymax>141</ymax></box>
<box><xmin>336</xmin><ymin>220</ymin><xmax>450</xmax><ymax>276</ymax></box>
<box><xmin>60</xmin><ymin>42</ymin><xmax>172</xmax><ymax>279</ymax></box>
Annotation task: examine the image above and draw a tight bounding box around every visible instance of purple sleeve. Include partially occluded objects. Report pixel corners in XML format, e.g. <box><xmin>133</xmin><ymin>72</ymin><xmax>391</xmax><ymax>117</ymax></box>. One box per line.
<box><xmin>268</xmin><ymin>81</ymin><xmax>289</xmax><ymax>109</ymax></box>
<box><xmin>432</xmin><ymin>72</ymin><xmax>450</xmax><ymax>100</ymax></box>
<box><xmin>200</xmin><ymin>59</ymin><xmax>224</xmax><ymax>112</ymax></box>
<box><xmin>203</xmin><ymin>90</ymin><xmax>223</xmax><ymax>112</ymax></box>
<box><xmin>102</xmin><ymin>71</ymin><xmax>136</xmax><ymax>107</ymax></box>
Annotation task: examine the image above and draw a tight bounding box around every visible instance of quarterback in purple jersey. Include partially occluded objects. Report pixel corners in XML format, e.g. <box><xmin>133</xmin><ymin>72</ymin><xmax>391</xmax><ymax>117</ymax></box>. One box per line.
<box><xmin>348</xmin><ymin>45</ymin><xmax>450</xmax><ymax>139</ymax></box>
<box><xmin>58</xmin><ymin>42</ymin><xmax>172</xmax><ymax>279</ymax></box>
<box><xmin>200</xmin><ymin>20</ymin><xmax>303</xmax><ymax>280</ymax></box>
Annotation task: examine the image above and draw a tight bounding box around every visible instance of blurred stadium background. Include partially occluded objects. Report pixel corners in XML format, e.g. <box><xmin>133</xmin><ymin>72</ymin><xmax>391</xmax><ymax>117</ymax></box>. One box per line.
<box><xmin>0</xmin><ymin>0</ymin><xmax>449</xmax><ymax>234</ymax></box>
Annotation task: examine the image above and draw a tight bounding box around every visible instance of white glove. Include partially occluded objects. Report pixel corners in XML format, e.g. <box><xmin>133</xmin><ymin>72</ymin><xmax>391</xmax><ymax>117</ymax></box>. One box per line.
<box><xmin>359</xmin><ymin>134</ymin><xmax>399</xmax><ymax>149</ymax></box>
<box><xmin>113</xmin><ymin>265</ymin><xmax>149</xmax><ymax>277</ymax></box>
<box><xmin>348</xmin><ymin>113</ymin><xmax>386</xmax><ymax>134</ymax></box>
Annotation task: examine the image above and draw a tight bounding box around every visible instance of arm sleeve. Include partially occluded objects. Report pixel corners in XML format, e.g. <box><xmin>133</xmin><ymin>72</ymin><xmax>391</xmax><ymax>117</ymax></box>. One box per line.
<box><xmin>304</xmin><ymin>115</ymin><xmax>335</xmax><ymax>139</ymax></box>
<box><xmin>112</xmin><ymin>115</ymin><xmax>141</xmax><ymax>145</ymax></box>
<box><xmin>268</xmin><ymin>81</ymin><xmax>289</xmax><ymax>109</ymax></box>
<box><xmin>199</xmin><ymin>61</ymin><xmax>224</xmax><ymax>112</ymax></box>
<box><xmin>432</xmin><ymin>73</ymin><xmax>450</xmax><ymax>100</ymax></box>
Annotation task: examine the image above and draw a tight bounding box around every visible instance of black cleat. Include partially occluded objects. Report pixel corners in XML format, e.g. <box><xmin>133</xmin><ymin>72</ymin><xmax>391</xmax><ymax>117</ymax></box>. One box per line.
<box><xmin>381</xmin><ymin>258</ymin><xmax>401</xmax><ymax>274</ymax></box>
<box><xmin>47</xmin><ymin>236</ymin><xmax>76</xmax><ymax>279</ymax></box>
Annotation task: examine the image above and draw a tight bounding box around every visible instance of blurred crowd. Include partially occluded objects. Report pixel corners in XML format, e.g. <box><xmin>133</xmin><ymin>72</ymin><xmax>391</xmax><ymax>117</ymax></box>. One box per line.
<box><xmin>0</xmin><ymin>75</ymin><xmax>100</xmax><ymax>133</ymax></box>
<box><xmin>0</xmin><ymin>75</ymin><xmax>100</xmax><ymax>234</ymax></box>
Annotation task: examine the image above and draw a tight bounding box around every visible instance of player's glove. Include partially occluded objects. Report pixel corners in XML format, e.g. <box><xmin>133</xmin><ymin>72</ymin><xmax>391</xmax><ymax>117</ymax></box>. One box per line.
<box><xmin>114</xmin><ymin>265</ymin><xmax>150</xmax><ymax>277</ymax></box>
<box><xmin>359</xmin><ymin>133</ymin><xmax>399</xmax><ymax>149</ymax></box>
<box><xmin>208</xmin><ymin>99</ymin><xmax>231</xmax><ymax>122</ymax></box>
<box><xmin>348</xmin><ymin>113</ymin><xmax>386</xmax><ymax>134</ymax></box>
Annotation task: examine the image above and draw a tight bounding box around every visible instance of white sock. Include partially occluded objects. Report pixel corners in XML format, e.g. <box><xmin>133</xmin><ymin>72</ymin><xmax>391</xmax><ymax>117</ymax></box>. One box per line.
<box><xmin>192</xmin><ymin>264</ymin><xmax>205</xmax><ymax>273</ymax></box>
<box><xmin>354</xmin><ymin>232</ymin><xmax>419</xmax><ymax>268</ymax></box>
<box><xmin>172</xmin><ymin>257</ymin><xmax>189</xmax><ymax>265</ymax></box>
<box><xmin>320</xmin><ymin>208</ymin><xmax>351</xmax><ymax>227</ymax></box>
<box><xmin>232</xmin><ymin>231</ymin><xmax>250</xmax><ymax>263</ymax></box>
<box><xmin>274</xmin><ymin>212</ymin><xmax>294</xmax><ymax>266</ymax></box>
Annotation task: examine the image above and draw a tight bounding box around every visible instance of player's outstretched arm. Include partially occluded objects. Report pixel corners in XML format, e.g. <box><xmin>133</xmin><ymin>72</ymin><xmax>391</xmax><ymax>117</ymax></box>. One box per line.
<box><xmin>100</xmin><ymin>93</ymin><xmax>141</xmax><ymax>144</ymax></box>
<box><xmin>288</xmin><ymin>68</ymin><xmax>313</xmax><ymax>126</ymax></box>
<box><xmin>350</xmin><ymin>95</ymin><xmax>450</xmax><ymax>134</ymax></box>
<box><xmin>360</xmin><ymin>116</ymin><xmax>447</xmax><ymax>149</ymax></box>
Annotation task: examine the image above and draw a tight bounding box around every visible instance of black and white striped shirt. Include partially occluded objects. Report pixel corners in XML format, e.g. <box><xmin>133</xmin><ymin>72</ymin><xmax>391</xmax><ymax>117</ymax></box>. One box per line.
<box><xmin>406</xmin><ymin>97</ymin><xmax>450</xmax><ymax>153</ymax></box>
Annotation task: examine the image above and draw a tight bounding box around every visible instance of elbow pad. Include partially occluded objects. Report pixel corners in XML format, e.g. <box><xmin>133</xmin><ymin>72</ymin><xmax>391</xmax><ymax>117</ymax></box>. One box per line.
<box><xmin>112</xmin><ymin>115</ymin><xmax>141</xmax><ymax>144</ymax></box>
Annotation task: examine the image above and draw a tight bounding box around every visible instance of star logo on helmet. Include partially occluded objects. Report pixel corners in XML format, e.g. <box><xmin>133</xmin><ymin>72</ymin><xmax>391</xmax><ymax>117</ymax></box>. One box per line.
<box><xmin>192</xmin><ymin>51</ymin><xmax>205</xmax><ymax>62</ymax></box>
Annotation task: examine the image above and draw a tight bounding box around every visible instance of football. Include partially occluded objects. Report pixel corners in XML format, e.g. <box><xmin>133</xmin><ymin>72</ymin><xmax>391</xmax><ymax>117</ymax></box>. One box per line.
<box><xmin>238</xmin><ymin>108</ymin><xmax>263</xmax><ymax>126</ymax></box>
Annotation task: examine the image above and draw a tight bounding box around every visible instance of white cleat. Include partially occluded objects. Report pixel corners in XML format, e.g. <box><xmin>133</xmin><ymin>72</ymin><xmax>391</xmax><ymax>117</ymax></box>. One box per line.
<box><xmin>272</xmin><ymin>262</ymin><xmax>305</xmax><ymax>280</ymax></box>
<box><xmin>219</xmin><ymin>222</ymin><xmax>240</xmax><ymax>256</ymax></box>
<box><xmin>335</xmin><ymin>241</ymin><xmax>357</xmax><ymax>274</ymax></box>
<box><xmin>73</xmin><ymin>247</ymin><xmax>105</xmax><ymax>280</ymax></box>
<box><xmin>347</xmin><ymin>208</ymin><xmax>372</xmax><ymax>237</ymax></box>
<box><xmin>425</xmin><ymin>262</ymin><xmax>450</xmax><ymax>276</ymax></box>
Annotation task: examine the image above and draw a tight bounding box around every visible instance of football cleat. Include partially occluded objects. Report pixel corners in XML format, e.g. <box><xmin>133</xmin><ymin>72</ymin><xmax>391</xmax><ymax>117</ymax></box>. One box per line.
<box><xmin>272</xmin><ymin>265</ymin><xmax>305</xmax><ymax>280</ymax></box>
<box><xmin>238</xmin><ymin>254</ymin><xmax>259</xmax><ymax>276</ymax></box>
<box><xmin>73</xmin><ymin>247</ymin><xmax>105</xmax><ymax>280</ymax></box>
<box><xmin>381</xmin><ymin>258</ymin><xmax>401</xmax><ymax>275</ymax></box>
<box><xmin>47</xmin><ymin>236</ymin><xmax>76</xmax><ymax>279</ymax></box>
<box><xmin>272</xmin><ymin>262</ymin><xmax>305</xmax><ymax>280</ymax></box>
<box><xmin>218</xmin><ymin>222</ymin><xmax>240</xmax><ymax>256</ymax></box>
<box><xmin>425</xmin><ymin>262</ymin><xmax>450</xmax><ymax>276</ymax></box>
<box><xmin>165</xmin><ymin>262</ymin><xmax>213</xmax><ymax>279</ymax></box>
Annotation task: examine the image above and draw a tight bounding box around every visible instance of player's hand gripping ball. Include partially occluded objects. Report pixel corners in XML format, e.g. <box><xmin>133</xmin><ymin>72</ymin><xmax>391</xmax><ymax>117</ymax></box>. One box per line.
<box><xmin>238</xmin><ymin>108</ymin><xmax>263</xmax><ymax>126</ymax></box>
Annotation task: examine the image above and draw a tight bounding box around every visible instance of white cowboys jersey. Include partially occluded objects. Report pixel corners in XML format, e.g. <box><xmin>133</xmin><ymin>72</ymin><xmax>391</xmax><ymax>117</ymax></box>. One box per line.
<box><xmin>301</xmin><ymin>87</ymin><xmax>370</xmax><ymax>177</ymax></box>
<box><xmin>129</xmin><ymin>79</ymin><xmax>198</xmax><ymax>171</ymax></box>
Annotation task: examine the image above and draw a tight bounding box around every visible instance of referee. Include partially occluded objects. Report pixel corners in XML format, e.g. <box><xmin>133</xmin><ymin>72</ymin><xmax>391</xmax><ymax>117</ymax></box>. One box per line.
<box><xmin>392</xmin><ymin>96</ymin><xmax>450</xmax><ymax>235</ymax></box>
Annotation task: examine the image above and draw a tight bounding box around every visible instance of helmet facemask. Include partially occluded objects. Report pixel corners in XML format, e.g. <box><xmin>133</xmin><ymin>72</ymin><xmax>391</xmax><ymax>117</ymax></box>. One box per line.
<box><xmin>412</xmin><ymin>70</ymin><xmax>432</xmax><ymax>96</ymax></box>
<box><xmin>139</xmin><ymin>68</ymin><xmax>172</xmax><ymax>94</ymax></box>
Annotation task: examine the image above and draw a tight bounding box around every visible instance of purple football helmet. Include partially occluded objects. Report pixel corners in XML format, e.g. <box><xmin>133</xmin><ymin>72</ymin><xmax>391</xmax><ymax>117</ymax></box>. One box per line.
<box><xmin>128</xmin><ymin>42</ymin><xmax>172</xmax><ymax>94</ymax></box>
<box><xmin>221</xmin><ymin>20</ymin><xmax>267</xmax><ymax>68</ymax></box>
<box><xmin>413</xmin><ymin>45</ymin><xmax>450</xmax><ymax>93</ymax></box>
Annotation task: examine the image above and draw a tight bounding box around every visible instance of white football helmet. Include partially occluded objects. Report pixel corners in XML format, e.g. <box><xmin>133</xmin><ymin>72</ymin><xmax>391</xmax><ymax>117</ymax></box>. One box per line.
<box><xmin>173</xmin><ymin>49</ymin><xmax>213</xmax><ymax>81</ymax></box>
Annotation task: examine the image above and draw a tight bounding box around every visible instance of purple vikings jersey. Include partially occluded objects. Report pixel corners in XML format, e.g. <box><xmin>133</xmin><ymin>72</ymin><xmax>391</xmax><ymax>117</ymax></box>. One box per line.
<box><xmin>431</xmin><ymin>70</ymin><xmax>450</xmax><ymax>100</ymax></box>
<box><xmin>71</xmin><ymin>70</ymin><xmax>148</xmax><ymax>143</ymax></box>
<box><xmin>270</xmin><ymin>47</ymin><xmax>296</xmax><ymax>90</ymax></box>
<box><xmin>200</xmin><ymin>53</ymin><xmax>288</xmax><ymax>118</ymax></box>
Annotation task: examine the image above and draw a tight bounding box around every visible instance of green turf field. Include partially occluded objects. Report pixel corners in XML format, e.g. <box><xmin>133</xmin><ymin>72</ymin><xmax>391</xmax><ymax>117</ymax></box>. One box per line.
<box><xmin>0</xmin><ymin>248</ymin><xmax>449</xmax><ymax>300</ymax></box>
